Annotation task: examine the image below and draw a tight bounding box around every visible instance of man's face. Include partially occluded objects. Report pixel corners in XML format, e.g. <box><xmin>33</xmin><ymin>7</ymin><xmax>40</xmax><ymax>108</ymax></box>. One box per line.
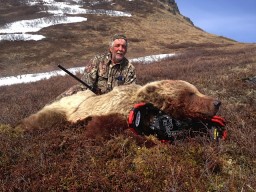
<box><xmin>109</xmin><ymin>39</ymin><xmax>127</xmax><ymax>64</ymax></box>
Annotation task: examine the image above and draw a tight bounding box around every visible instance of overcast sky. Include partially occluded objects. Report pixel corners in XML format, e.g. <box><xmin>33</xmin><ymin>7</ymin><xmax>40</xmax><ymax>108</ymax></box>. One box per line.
<box><xmin>175</xmin><ymin>0</ymin><xmax>256</xmax><ymax>43</ymax></box>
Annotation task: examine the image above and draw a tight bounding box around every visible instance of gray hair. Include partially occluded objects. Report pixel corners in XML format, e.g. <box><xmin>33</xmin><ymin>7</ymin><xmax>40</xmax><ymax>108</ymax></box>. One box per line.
<box><xmin>109</xmin><ymin>34</ymin><xmax>128</xmax><ymax>48</ymax></box>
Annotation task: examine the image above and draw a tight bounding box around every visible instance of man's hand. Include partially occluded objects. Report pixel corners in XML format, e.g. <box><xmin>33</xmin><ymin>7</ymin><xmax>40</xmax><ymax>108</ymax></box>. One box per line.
<box><xmin>92</xmin><ymin>87</ymin><xmax>102</xmax><ymax>95</ymax></box>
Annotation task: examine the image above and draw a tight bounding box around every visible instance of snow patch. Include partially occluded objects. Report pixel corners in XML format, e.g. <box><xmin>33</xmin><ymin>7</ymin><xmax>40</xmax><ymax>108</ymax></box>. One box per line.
<box><xmin>0</xmin><ymin>34</ymin><xmax>45</xmax><ymax>41</ymax></box>
<box><xmin>0</xmin><ymin>67</ymin><xmax>85</xmax><ymax>87</ymax></box>
<box><xmin>130</xmin><ymin>54</ymin><xmax>176</xmax><ymax>64</ymax></box>
<box><xmin>0</xmin><ymin>0</ymin><xmax>131</xmax><ymax>42</ymax></box>
<box><xmin>0</xmin><ymin>54</ymin><xmax>176</xmax><ymax>87</ymax></box>
<box><xmin>0</xmin><ymin>16</ymin><xmax>87</xmax><ymax>34</ymax></box>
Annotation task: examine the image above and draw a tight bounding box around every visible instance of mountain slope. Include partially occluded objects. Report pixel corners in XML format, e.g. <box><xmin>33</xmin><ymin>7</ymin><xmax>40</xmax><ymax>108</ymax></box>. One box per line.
<box><xmin>0</xmin><ymin>0</ymin><xmax>236</xmax><ymax>76</ymax></box>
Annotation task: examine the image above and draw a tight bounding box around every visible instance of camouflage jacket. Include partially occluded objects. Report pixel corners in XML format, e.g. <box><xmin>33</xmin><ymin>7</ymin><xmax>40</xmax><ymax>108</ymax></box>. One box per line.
<box><xmin>80</xmin><ymin>52</ymin><xmax>136</xmax><ymax>94</ymax></box>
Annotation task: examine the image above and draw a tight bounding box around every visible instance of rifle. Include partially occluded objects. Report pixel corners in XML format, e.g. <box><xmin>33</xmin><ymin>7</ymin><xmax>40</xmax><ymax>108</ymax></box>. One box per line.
<box><xmin>58</xmin><ymin>64</ymin><xmax>94</xmax><ymax>92</ymax></box>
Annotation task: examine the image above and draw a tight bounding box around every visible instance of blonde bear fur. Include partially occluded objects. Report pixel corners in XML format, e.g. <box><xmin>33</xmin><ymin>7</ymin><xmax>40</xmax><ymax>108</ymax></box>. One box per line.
<box><xmin>20</xmin><ymin>80</ymin><xmax>221</xmax><ymax>129</ymax></box>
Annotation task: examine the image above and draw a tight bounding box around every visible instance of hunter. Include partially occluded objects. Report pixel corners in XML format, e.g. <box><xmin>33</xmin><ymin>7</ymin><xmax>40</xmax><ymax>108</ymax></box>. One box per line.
<box><xmin>56</xmin><ymin>34</ymin><xmax>136</xmax><ymax>99</ymax></box>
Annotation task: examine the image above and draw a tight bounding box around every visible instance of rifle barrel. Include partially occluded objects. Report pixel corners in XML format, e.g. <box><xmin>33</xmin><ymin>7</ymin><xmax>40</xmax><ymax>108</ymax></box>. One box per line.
<box><xmin>58</xmin><ymin>64</ymin><xmax>93</xmax><ymax>91</ymax></box>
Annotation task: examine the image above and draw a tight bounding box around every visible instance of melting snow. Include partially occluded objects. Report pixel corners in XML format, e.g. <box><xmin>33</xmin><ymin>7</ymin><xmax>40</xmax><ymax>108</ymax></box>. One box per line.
<box><xmin>130</xmin><ymin>54</ymin><xmax>176</xmax><ymax>63</ymax></box>
<box><xmin>0</xmin><ymin>16</ymin><xmax>87</xmax><ymax>34</ymax></box>
<box><xmin>0</xmin><ymin>0</ymin><xmax>131</xmax><ymax>41</ymax></box>
<box><xmin>0</xmin><ymin>67</ymin><xmax>85</xmax><ymax>87</ymax></box>
<box><xmin>0</xmin><ymin>34</ymin><xmax>45</xmax><ymax>41</ymax></box>
<box><xmin>0</xmin><ymin>54</ymin><xmax>176</xmax><ymax>87</ymax></box>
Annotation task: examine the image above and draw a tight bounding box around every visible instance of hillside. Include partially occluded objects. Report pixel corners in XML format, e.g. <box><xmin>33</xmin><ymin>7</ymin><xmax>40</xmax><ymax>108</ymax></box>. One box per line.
<box><xmin>0</xmin><ymin>0</ymin><xmax>236</xmax><ymax>77</ymax></box>
<box><xmin>0</xmin><ymin>0</ymin><xmax>256</xmax><ymax>191</ymax></box>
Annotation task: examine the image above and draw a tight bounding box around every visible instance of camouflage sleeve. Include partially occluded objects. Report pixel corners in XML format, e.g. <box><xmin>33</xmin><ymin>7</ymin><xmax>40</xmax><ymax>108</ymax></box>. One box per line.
<box><xmin>124</xmin><ymin>62</ymin><xmax>136</xmax><ymax>85</ymax></box>
<box><xmin>80</xmin><ymin>56</ymin><xmax>99</xmax><ymax>89</ymax></box>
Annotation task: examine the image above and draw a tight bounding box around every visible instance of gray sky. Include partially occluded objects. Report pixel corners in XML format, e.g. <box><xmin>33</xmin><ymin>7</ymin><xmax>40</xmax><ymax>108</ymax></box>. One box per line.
<box><xmin>175</xmin><ymin>0</ymin><xmax>256</xmax><ymax>43</ymax></box>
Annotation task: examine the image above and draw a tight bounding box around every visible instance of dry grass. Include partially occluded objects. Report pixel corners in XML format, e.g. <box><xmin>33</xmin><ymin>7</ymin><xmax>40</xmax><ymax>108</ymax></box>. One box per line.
<box><xmin>0</xmin><ymin>43</ymin><xmax>255</xmax><ymax>191</ymax></box>
<box><xmin>0</xmin><ymin>0</ymin><xmax>255</xmax><ymax>191</ymax></box>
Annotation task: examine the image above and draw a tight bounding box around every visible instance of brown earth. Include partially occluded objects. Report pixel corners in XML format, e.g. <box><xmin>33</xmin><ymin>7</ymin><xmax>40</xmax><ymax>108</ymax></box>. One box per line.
<box><xmin>0</xmin><ymin>0</ymin><xmax>255</xmax><ymax>191</ymax></box>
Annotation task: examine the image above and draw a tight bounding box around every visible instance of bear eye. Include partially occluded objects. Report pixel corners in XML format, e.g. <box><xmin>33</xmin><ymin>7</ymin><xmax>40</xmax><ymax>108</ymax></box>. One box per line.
<box><xmin>189</xmin><ymin>92</ymin><xmax>194</xmax><ymax>96</ymax></box>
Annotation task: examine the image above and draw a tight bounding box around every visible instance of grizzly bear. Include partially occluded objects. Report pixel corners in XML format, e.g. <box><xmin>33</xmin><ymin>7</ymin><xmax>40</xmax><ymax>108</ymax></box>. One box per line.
<box><xmin>19</xmin><ymin>80</ymin><xmax>221</xmax><ymax>134</ymax></box>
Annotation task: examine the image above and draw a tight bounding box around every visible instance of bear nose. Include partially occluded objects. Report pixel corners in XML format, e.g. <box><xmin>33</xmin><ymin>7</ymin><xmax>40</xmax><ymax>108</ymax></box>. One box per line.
<box><xmin>213</xmin><ymin>100</ymin><xmax>221</xmax><ymax>108</ymax></box>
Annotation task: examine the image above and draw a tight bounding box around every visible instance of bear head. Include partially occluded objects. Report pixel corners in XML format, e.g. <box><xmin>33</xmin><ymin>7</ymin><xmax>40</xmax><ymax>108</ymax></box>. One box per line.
<box><xmin>136</xmin><ymin>80</ymin><xmax>221</xmax><ymax>120</ymax></box>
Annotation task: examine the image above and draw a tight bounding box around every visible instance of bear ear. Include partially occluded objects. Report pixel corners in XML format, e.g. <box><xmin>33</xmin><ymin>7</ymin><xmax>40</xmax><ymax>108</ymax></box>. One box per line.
<box><xmin>145</xmin><ymin>85</ymin><xmax>156</xmax><ymax>93</ymax></box>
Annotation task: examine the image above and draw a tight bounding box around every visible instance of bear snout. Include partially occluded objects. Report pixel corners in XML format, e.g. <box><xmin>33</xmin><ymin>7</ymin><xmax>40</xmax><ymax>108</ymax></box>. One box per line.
<box><xmin>213</xmin><ymin>100</ymin><xmax>221</xmax><ymax>109</ymax></box>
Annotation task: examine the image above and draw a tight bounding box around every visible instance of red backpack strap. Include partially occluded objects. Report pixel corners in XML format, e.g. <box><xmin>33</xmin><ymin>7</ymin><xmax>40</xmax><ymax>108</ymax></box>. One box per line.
<box><xmin>128</xmin><ymin>103</ymin><xmax>154</xmax><ymax>135</ymax></box>
<box><xmin>128</xmin><ymin>102</ymin><xmax>146</xmax><ymax>128</ymax></box>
